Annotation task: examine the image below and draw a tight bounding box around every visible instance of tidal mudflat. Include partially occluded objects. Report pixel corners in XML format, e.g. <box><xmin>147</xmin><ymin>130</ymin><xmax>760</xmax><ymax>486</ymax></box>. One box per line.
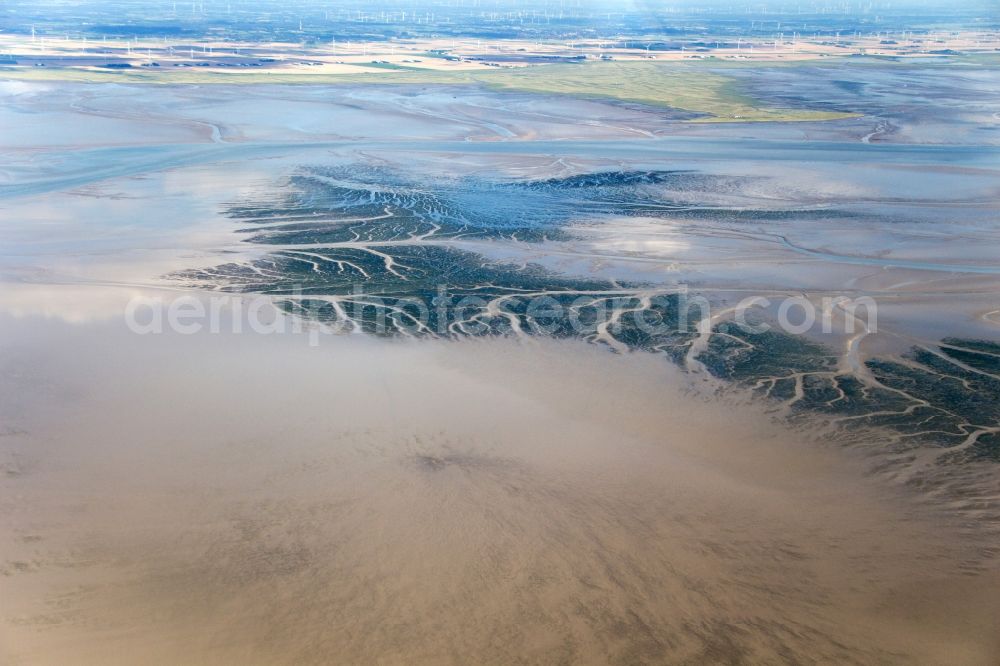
<box><xmin>1</xmin><ymin>55</ymin><xmax>1000</xmax><ymax>664</ymax></box>
<box><xmin>2</xmin><ymin>315</ymin><xmax>1000</xmax><ymax>665</ymax></box>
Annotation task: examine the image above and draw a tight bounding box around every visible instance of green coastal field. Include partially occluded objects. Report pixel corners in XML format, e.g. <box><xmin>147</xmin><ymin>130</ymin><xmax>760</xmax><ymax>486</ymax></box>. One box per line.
<box><xmin>0</xmin><ymin>59</ymin><xmax>857</xmax><ymax>123</ymax></box>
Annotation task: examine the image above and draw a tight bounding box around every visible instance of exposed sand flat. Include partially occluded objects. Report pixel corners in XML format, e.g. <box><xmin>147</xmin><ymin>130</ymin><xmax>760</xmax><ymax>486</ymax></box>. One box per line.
<box><xmin>0</xmin><ymin>313</ymin><xmax>998</xmax><ymax>665</ymax></box>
